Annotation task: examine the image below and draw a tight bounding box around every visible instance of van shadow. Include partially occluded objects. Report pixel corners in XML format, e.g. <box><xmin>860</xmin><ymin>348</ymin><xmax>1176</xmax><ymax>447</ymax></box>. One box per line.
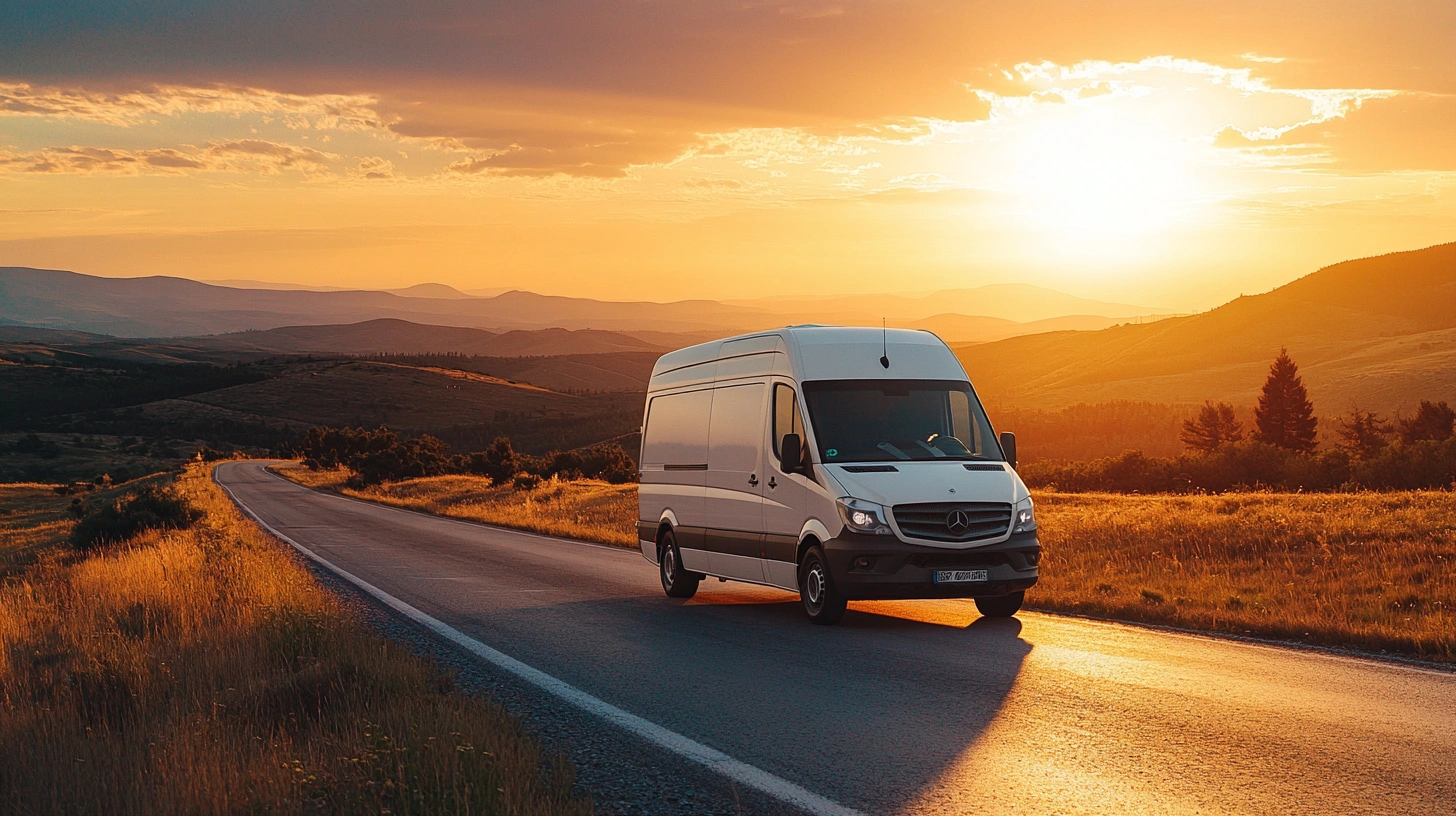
<box><xmin>482</xmin><ymin>586</ymin><xmax>1031</xmax><ymax>813</ymax></box>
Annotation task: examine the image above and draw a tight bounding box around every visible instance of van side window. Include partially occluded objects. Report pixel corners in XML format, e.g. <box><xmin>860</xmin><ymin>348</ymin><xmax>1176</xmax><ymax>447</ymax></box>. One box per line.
<box><xmin>642</xmin><ymin>389</ymin><xmax>713</xmax><ymax>467</ymax></box>
<box><xmin>948</xmin><ymin>390</ymin><xmax>980</xmax><ymax>451</ymax></box>
<box><xmin>773</xmin><ymin>383</ymin><xmax>806</xmax><ymax>462</ymax></box>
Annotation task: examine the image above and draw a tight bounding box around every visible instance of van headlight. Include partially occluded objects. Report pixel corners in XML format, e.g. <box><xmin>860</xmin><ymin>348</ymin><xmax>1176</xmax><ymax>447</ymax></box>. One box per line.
<box><xmin>837</xmin><ymin>498</ymin><xmax>893</xmax><ymax>535</ymax></box>
<box><xmin>1012</xmin><ymin>496</ymin><xmax>1036</xmax><ymax>534</ymax></box>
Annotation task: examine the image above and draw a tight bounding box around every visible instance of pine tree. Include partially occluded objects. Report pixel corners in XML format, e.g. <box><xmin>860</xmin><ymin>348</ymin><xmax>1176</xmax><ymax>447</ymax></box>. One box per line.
<box><xmin>1253</xmin><ymin>348</ymin><xmax>1318</xmax><ymax>452</ymax></box>
<box><xmin>1335</xmin><ymin>407</ymin><xmax>1391</xmax><ymax>459</ymax></box>
<box><xmin>1180</xmin><ymin>401</ymin><xmax>1244</xmax><ymax>453</ymax></box>
<box><xmin>1397</xmin><ymin>400</ymin><xmax>1455</xmax><ymax>443</ymax></box>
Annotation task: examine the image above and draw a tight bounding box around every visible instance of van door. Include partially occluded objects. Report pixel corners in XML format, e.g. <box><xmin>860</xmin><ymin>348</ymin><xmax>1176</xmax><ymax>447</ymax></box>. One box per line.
<box><xmin>639</xmin><ymin>388</ymin><xmax>713</xmax><ymax>572</ymax></box>
<box><xmin>705</xmin><ymin>381</ymin><xmax>768</xmax><ymax>581</ymax></box>
<box><xmin>761</xmin><ymin>381</ymin><xmax>809</xmax><ymax>589</ymax></box>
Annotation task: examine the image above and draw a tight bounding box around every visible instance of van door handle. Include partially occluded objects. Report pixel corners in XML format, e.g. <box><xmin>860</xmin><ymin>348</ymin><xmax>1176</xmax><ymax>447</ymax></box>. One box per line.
<box><xmin>748</xmin><ymin>474</ymin><xmax>759</xmax><ymax>486</ymax></box>
<box><xmin>768</xmin><ymin>476</ymin><xmax>778</xmax><ymax>489</ymax></box>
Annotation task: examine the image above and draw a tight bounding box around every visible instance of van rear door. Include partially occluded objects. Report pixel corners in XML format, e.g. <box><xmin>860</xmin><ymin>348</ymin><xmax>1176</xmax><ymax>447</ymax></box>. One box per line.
<box><xmin>705</xmin><ymin>382</ymin><xmax>767</xmax><ymax>581</ymax></box>
<box><xmin>640</xmin><ymin>388</ymin><xmax>712</xmax><ymax>568</ymax></box>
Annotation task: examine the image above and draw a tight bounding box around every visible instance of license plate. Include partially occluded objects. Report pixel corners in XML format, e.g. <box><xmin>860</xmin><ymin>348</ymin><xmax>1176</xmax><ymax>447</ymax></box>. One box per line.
<box><xmin>934</xmin><ymin>569</ymin><xmax>988</xmax><ymax>583</ymax></box>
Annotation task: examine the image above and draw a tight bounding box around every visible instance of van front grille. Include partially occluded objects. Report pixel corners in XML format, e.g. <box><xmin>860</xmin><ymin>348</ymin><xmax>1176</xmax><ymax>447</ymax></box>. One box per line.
<box><xmin>892</xmin><ymin>502</ymin><xmax>1012</xmax><ymax>543</ymax></box>
<box><xmin>904</xmin><ymin>552</ymin><xmax>1009</xmax><ymax>569</ymax></box>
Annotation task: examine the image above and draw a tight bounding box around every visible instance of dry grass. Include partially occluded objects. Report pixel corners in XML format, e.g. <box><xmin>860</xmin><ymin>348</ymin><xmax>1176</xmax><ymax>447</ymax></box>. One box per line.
<box><xmin>275</xmin><ymin>466</ymin><xmax>637</xmax><ymax>549</ymax></box>
<box><xmin>281</xmin><ymin>465</ymin><xmax>1456</xmax><ymax>662</ymax></box>
<box><xmin>1033</xmin><ymin>491</ymin><xmax>1456</xmax><ymax>662</ymax></box>
<box><xmin>0</xmin><ymin>465</ymin><xmax>593</xmax><ymax>815</ymax></box>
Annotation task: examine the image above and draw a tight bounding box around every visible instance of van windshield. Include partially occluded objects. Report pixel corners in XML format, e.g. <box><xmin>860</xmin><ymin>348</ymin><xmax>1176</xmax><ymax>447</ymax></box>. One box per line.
<box><xmin>801</xmin><ymin>379</ymin><xmax>1003</xmax><ymax>463</ymax></box>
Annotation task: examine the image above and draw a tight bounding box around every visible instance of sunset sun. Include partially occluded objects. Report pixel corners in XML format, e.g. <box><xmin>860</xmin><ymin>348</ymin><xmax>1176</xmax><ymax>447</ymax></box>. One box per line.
<box><xmin>1003</xmin><ymin>107</ymin><xmax>1197</xmax><ymax>241</ymax></box>
<box><xmin>3</xmin><ymin>3</ymin><xmax>1456</xmax><ymax>815</ymax></box>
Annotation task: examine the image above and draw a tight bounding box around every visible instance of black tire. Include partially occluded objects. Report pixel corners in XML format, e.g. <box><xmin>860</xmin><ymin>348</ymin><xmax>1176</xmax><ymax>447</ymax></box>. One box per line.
<box><xmin>659</xmin><ymin>529</ymin><xmax>700</xmax><ymax>599</ymax></box>
<box><xmin>798</xmin><ymin>545</ymin><xmax>847</xmax><ymax>625</ymax></box>
<box><xmin>975</xmin><ymin>590</ymin><xmax>1025</xmax><ymax>618</ymax></box>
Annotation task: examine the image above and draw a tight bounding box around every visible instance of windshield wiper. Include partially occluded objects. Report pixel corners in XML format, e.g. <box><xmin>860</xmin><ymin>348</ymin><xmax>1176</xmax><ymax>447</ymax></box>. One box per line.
<box><xmin>875</xmin><ymin>442</ymin><xmax>911</xmax><ymax>460</ymax></box>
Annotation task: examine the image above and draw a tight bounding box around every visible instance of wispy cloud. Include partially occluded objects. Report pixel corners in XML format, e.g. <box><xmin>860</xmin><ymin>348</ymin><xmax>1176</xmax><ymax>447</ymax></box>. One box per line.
<box><xmin>0</xmin><ymin>140</ymin><xmax>340</xmax><ymax>176</ymax></box>
<box><xmin>0</xmin><ymin>82</ymin><xmax>384</xmax><ymax>130</ymax></box>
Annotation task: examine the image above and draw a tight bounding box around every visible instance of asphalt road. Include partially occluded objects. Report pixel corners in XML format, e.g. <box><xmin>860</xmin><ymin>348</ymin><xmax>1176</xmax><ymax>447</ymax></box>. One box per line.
<box><xmin>216</xmin><ymin>461</ymin><xmax>1456</xmax><ymax>816</ymax></box>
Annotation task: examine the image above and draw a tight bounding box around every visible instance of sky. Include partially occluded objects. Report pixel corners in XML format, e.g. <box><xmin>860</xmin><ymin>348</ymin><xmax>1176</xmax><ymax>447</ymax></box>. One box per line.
<box><xmin>1</xmin><ymin>1</ymin><xmax>1454</xmax><ymax>311</ymax></box>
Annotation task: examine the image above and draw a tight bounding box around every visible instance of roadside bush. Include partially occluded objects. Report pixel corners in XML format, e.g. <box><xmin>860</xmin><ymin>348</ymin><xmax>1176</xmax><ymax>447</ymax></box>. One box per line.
<box><xmin>1351</xmin><ymin>438</ymin><xmax>1456</xmax><ymax>490</ymax></box>
<box><xmin>193</xmin><ymin>446</ymin><xmax>235</xmax><ymax>462</ymax></box>
<box><xmin>457</xmin><ymin>436</ymin><xmax>520</xmax><ymax>484</ymax></box>
<box><xmin>460</xmin><ymin>438</ymin><xmax>637</xmax><ymax>485</ymax></box>
<box><xmin>294</xmin><ymin>426</ymin><xmax>638</xmax><ymax>487</ymax></box>
<box><xmin>541</xmin><ymin>443</ymin><xmax>637</xmax><ymax>484</ymax></box>
<box><xmin>293</xmin><ymin>426</ymin><xmax>399</xmax><ymax>470</ymax></box>
<box><xmin>69</xmin><ymin>485</ymin><xmax>202</xmax><ymax>551</ymax></box>
<box><xmin>1023</xmin><ymin>437</ymin><xmax>1456</xmax><ymax>494</ymax></box>
<box><xmin>346</xmin><ymin>434</ymin><xmax>453</xmax><ymax>488</ymax></box>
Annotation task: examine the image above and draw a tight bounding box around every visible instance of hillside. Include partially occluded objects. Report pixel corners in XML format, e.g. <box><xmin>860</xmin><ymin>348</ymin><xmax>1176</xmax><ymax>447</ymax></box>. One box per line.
<box><xmin>0</xmin><ymin>268</ymin><xmax>768</xmax><ymax>336</ymax></box>
<box><xmin>729</xmin><ymin>283</ymin><xmax>1161</xmax><ymax>324</ymax></box>
<box><xmin>1</xmin><ymin>351</ymin><xmax>649</xmax><ymax>482</ymax></box>
<box><xmin>1</xmin><ymin>267</ymin><xmax>1158</xmax><ymax>342</ymax></box>
<box><xmin>196</xmin><ymin>319</ymin><xmax>667</xmax><ymax>356</ymax></box>
<box><xmin>959</xmin><ymin>242</ymin><xmax>1456</xmax><ymax>414</ymax></box>
<box><xmin>183</xmin><ymin>360</ymin><xmax>578</xmax><ymax>431</ymax></box>
<box><xmin>368</xmin><ymin>352</ymin><xmax>662</xmax><ymax>392</ymax></box>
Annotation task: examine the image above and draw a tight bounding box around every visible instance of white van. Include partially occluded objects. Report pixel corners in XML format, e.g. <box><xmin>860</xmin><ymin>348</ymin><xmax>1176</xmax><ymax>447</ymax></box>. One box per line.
<box><xmin>636</xmin><ymin>326</ymin><xmax>1039</xmax><ymax>625</ymax></box>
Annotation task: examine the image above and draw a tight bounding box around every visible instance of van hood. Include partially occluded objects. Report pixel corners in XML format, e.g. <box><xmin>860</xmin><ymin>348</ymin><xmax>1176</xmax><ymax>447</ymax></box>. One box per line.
<box><xmin>822</xmin><ymin>461</ymin><xmax>1026</xmax><ymax>509</ymax></box>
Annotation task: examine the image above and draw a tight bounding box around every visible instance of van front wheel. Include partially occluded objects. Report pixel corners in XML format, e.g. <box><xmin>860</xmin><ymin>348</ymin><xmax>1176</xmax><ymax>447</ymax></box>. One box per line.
<box><xmin>798</xmin><ymin>545</ymin><xmax>847</xmax><ymax>625</ymax></box>
<box><xmin>659</xmin><ymin>530</ymin><xmax>700</xmax><ymax>599</ymax></box>
<box><xmin>975</xmin><ymin>590</ymin><xmax>1024</xmax><ymax>618</ymax></box>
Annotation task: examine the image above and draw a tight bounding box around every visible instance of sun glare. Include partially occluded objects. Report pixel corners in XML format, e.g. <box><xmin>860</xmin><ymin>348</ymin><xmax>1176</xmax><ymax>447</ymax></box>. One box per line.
<box><xmin>997</xmin><ymin>105</ymin><xmax>1201</xmax><ymax>248</ymax></box>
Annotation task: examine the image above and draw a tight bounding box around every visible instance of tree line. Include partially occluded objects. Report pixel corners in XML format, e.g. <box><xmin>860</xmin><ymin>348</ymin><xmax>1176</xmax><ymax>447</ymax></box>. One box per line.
<box><xmin>1022</xmin><ymin>349</ymin><xmax>1456</xmax><ymax>492</ymax></box>
<box><xmin>289</xmin><ymin>426</ymin><xmax>638</xmax><ymax>489</ymax></box>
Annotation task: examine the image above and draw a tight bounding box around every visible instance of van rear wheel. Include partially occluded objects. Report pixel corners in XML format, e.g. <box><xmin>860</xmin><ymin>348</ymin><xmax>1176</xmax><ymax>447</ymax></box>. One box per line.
<box><xmin>975</xmin><ymin>590</ymin><xmax>1024</xmax><ymax>618</ymax></box>
<box><xmin>659</xmin><ymin>530</ymin><xmax>700</xmax><ymax>599</ymax></box>
<box><xmin>798</xmin><ymin>545</ymin><xmax>847</xmax><ymax>625</ymax></box>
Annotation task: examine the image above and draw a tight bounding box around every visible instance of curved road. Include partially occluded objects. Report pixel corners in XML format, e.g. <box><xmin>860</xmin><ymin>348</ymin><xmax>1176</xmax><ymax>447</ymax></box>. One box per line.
<box><xmin>217</xmin><ymin>461</ymin><xmax>1455</xmax><ymax>815</ymax></box>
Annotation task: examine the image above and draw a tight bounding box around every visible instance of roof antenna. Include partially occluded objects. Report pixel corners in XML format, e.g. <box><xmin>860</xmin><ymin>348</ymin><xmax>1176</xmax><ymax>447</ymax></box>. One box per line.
<box><xmin>879</xmin><ymin>318</ymin><xmax>890</xmax><ymax>368</ymax></box>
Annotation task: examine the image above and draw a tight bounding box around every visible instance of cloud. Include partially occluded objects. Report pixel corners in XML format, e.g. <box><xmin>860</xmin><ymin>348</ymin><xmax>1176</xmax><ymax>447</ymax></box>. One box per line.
<box><xmin>0</xmin><ymin>140</ymin><xmax>340</xmax><ymax>176</ymax></box>
<box><xmin>207</xmin><ymin>139</ymin><xmax>335</xmax><ymax>169</ymax></box>
<box><xmin>447</xmin><ymin>144</ymin><xmax>645</xmax><ymax>179</ymax></box>
<box><xmin>356</xmin><ymin>157</ymin><xmax>395</xmax><ymax>180</ymax></box>
<box><xmin>1212</xmin><ymin>125</ymin><xmax>1260</xmax><ymax>147</ymax></box>
<box><xmin>1257</xmin><ymin>94</ymin><xmax>1456</xmax><ymax>172</ymax></box>
<box><xmin>0</xmin><ymin>82</ymin><xmax>383</xmax><ymax>129</ymax></box>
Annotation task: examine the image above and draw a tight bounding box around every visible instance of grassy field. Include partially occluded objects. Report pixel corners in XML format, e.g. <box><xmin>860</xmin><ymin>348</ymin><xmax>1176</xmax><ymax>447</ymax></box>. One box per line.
<box><xmin>1031</xmin><ymin>491</ymin><xmax>1454</xmax><ymax>661</ymax></box>
<box><xmin>279</xmin><ymin>465</ymin><xmax>1456</xmax><ymax>662</ymax></box>
<box><xmin>279</xmin><ymin>465</ymin><xmax>637</xmax><ymax>548</ymax></box>
<box><xmin>0</xmin><ymin>432</ymin><xmax>202</xmax><ymax>484</ymax></box>
<box><xmin>0</xmin><ymin>467</ymin><xmax>592</xmax><ymax>814</ymax></box>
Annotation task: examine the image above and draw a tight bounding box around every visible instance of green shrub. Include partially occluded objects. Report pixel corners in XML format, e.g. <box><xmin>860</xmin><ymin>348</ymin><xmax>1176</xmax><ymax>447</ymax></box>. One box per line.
<box><xmin>346</xmin><ymin>434</ymin><xmax>453</xmax><ymax>488</ymax></box>
<box><xmin>70</xmin><ymin>486</ymin><xmax>203</xmax><ymax>551</ymax></box>
<box><xmin>1021</xmin><ymin>437</ymin><xmax>1456</xmax><ymax>493</ymax></box>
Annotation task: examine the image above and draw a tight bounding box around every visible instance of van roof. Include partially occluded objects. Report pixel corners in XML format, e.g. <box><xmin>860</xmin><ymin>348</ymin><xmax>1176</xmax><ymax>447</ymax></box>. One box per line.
<box><xmin>649</xmin><ymin>326</ymin><xmax>968</xmax><ymax>388</ymax></box>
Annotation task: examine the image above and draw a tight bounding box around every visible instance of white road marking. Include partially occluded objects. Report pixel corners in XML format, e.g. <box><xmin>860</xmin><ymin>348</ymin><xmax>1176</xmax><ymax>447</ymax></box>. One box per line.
<box><xmin>216</xmin><ymin>467</ymin><xmax>864</xmax><ymax>816</ymax></box>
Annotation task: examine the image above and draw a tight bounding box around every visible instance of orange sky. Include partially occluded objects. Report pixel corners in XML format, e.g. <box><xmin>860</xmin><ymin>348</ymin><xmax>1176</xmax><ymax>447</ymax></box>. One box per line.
<box><xmin>2</xmin><ymin>1</ymin><xmax>1454</xmax><ymax>310</ymax></box>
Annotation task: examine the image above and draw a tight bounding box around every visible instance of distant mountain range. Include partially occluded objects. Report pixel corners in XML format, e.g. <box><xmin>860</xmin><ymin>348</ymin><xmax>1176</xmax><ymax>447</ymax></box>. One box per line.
<box><xmin>7</xmin><ymin>243</ymin><xmax>1455</xmax><ymax>418</ymax></box>
<box><xmin>192</xmin><ymin>320</ymin><xmax>668</xmax><ymax>356</ymax></box>
<box><xmin>0</xmin><ymin>266</ymin><xmax>1161</xmax><ymax>342</ymax></box>
<box><xmin>960</xmin><ymin>242</ymin><xmax>1456</xmax><ymax>415</ymax></box>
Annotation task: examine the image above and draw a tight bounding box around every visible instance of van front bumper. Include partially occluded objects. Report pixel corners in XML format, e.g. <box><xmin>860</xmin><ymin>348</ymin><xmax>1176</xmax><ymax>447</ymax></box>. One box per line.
<box><xmin>822</xmin><ymin>530</ymin><xmax>1040</xmax><ymax>600</ymax></box>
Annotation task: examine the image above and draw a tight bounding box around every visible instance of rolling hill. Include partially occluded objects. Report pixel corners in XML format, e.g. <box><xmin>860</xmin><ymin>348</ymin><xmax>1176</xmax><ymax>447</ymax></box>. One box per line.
<box><xmin>959</xmin><ymin>242</ymin><xmax>1456</xmax><ymax>414</ymax></box>
<box><xmin>729</xmin><ymin>283</ymin><xmax>1162</xmax><ymax>324</ymax></box>
<box><xmin>192</xmin><ymin>319</ymin><xmax>668</xmax><ymax>356</ymax></box>
<box><xmin>0</xmin><ymin>266</ymin><xmax>1159</xmax><ymax>342</ymax></box>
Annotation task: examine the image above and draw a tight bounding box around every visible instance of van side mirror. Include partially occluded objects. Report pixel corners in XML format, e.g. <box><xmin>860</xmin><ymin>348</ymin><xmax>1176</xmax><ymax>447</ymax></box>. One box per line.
<box><xmin>1000</xmin><ymin>432</ymin><xmax>1017</xmax><ymax>469</ymax></box>
<box><xmin>779</xmin><ymin>433</ymin><xmax>803</xmax><ymax>474</ymax></box>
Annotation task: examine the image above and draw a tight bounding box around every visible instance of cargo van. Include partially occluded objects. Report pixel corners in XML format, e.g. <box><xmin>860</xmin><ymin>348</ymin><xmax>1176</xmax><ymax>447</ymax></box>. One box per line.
<box><xmin>637</xmin><ymin>326</ymin><xmax>1039</xmax><ymax>625</ymax></box>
